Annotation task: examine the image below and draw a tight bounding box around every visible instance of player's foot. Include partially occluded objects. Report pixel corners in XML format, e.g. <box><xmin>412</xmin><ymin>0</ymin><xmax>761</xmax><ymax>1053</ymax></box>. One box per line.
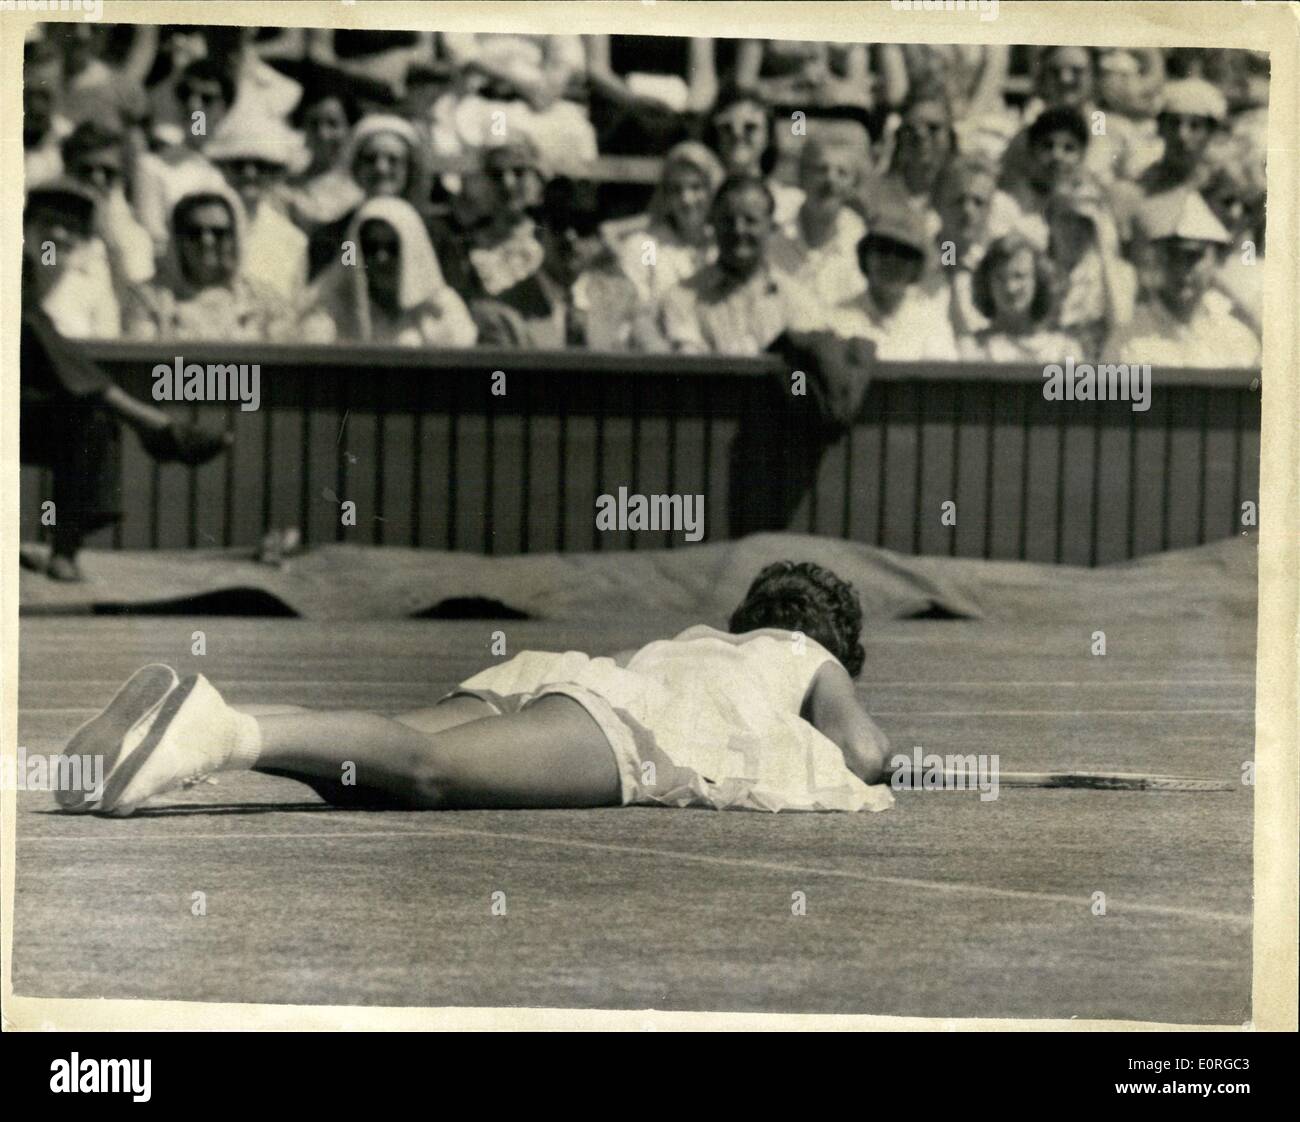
<box><xmin>95</xmin><ymin>673</ymin><xmax>256</xmax><ymax>817</ymax></box>
<box><xmin>58</xmin><ymin>664</ymin><xmax>179</xmax><ymax>812</ymax></box>
<box><xmin>46</xmin><ymin>553</ymin><xmax>85</xmax><ymax>582</ymax></box>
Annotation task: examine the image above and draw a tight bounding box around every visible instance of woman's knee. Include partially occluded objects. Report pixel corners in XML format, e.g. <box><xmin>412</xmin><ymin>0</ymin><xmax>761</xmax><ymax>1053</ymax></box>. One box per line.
<box><xmin>407</xmin><ymin>749</ymin><xmax>453</xmax><ymax>809</ymax></box>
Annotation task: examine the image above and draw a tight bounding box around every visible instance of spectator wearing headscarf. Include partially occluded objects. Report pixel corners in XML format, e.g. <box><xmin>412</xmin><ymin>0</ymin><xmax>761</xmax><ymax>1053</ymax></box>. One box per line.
<box><xmin>769</xmin><ymin>135</ymin><xmax>871</xmax><ymax>311</ymax></box>
<box><xmin>307</xmin><ymin>113</ymin><xmax>435</xmax><ymax>279</ymax></box>
<box><xmin>207</xmin><ymin>108</ymin><xmax>312</xmax><ymax>307</ymax></box>
<box><xmin>961</xmin><ymin>234</ymin><xmax>1082</xmax><ymax>364</ymax></box>
<box><xmin>299</xmin><ymin>197</ymin><xmax>476</xmax><ymax>347</ymax></box>
<box><xmin>609</xmin><ymin>141</ymin><xmax>723</xmax><ymax>306</ymax></box>
<box><xmin>1105</xmin><ymin>190</ymin><xmax>1259</xmax><ymax>367</ymax></box>
<box><xmin>124</xmin><ymin>185</ymin><xmax>293</xmax><ymax>341</ymax></box>
<box><xmin>704</xmin><ymin>86</ymin><xmax>805</xmax><ymax>231</ymax></box>
<box><xmin>61</xmin><ymin>120</ymin><xmax>155</xmax><ymax>289</ymax></box>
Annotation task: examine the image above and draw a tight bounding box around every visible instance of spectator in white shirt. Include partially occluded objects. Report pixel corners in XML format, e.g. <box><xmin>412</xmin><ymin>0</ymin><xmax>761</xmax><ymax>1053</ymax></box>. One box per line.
<box><xmin>816</xmin><ymin>203</ymin><xmax>958</xmax><ymax>362</ymax></box>
<box><xmin>769</xmin><ymin>135</ymin><xmax>870</xmax><ymax>310</ymax></box>
<box><xmin>1105</xmin><ymin>190</ymin><xmax>1259</xmax><ymax>367</ymax></box>
<box><xmin>207</xmin><ymin>109</ymin><xmax>312</xmax><ymax>308</ymax></box>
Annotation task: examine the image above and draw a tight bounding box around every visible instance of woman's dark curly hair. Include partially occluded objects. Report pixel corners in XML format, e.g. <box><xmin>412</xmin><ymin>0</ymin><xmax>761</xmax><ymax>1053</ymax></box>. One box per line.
<box><xmin>728</xmin><ymin>561</ymin><xmax>865</xmax><ymax>677</ymax></box>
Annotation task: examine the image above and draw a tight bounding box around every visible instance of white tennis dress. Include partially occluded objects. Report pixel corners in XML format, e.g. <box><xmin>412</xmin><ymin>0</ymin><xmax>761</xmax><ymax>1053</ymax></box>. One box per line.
<box><xmin>450</xmin><ymin>625</ymin><xmax>894</xmax><ymax>813</ymax></box>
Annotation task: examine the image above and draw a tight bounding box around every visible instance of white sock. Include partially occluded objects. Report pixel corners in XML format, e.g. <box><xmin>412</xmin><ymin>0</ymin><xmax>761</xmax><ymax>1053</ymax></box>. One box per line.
<box><xmin>227</xmin><ymin>710</ymin><xmax>262</xmax><ymax>770</ymax></box>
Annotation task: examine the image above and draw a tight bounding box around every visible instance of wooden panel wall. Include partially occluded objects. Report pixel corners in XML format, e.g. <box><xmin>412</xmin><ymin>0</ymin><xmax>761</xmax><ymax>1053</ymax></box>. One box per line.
<box><xmin>19</xmin><ymin>345</ymin><xmax>1261</xmax><ymax>564</ymax></box>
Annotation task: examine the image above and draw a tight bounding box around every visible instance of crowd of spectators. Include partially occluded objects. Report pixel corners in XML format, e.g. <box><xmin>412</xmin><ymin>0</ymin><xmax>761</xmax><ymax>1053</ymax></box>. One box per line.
<box><xmin>24</xmin><ymin>25</ymin><xmax>1268</xmax><ymax>367</ymax></box>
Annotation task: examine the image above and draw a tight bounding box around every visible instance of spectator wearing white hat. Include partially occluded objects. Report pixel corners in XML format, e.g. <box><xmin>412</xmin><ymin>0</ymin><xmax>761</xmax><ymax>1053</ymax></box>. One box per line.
<box><xmin>1104</xmin><ymin>190</ymin><xmax>1259</xmax><ymax>367</ymax></box>
<box><xmin>1137</xmin><ymin>78</ymin><xmax>1228</xmax><ymax>197</ymax></box>
<box><xmin>207</xmin><ymin>108</ymin><xmax>312</xmax><ymax>307</ymax></box>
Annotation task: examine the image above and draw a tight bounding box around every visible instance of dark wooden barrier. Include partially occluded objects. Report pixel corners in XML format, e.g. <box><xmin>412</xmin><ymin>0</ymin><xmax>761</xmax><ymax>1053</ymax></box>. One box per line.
<box><xmin>19</xmin><ymin>343</ymin><xmax>1260</xmax><ymax>565</ymax></box>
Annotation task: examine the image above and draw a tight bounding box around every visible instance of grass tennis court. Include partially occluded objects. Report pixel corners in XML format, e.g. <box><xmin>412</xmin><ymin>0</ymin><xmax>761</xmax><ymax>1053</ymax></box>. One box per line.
<box><xmin>13</xmin><ymin>611</ymin><xmax>1253</xmax><ymax>1023</ymax></box>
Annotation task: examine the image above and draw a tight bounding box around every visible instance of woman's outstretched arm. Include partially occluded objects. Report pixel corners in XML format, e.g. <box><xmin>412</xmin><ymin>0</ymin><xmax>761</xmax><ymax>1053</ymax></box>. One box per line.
<box><xmin>806</xmin><ymin>660</ymin><xmax>891</xmax><ymax>785</ymax></box>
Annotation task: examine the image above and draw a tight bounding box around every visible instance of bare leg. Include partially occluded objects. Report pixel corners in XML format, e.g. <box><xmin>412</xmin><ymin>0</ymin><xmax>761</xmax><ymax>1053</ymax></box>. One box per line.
<box><xmin>241</xmin><ymin>696</ymin><xmax>499</xmax><ymax>805</ymax></box>
<box><xmin>252</xmin><ymin>695</ymin><xmax>621</xmax><ymax>809</ymax></box>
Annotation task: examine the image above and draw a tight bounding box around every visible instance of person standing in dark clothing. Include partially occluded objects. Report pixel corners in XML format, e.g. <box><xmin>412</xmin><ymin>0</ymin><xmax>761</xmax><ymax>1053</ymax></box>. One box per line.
<box><xmin>22</xmin><ymin>185</ymin><xmax>233</xmax><ymax>581</ymax></box>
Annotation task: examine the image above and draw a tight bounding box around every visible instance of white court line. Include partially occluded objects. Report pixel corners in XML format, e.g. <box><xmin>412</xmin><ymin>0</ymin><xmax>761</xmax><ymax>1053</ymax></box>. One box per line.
<box><xmin>23</xmin><ymin>823</ymin><xmax>1251</xmax><ymax>928</ymax></box>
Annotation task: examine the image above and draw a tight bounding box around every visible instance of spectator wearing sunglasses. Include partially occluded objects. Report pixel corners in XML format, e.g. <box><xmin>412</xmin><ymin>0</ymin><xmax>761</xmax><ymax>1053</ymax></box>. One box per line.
<box><xmin>704</xmin><ymin>86</ymin><xmax>805</xmax><ymax>231</ymax></box>
<box><xmin>61</xmin><ymin>119</ymin><xmax>156</xmax><ymax>290</ymax></box>
<box><xmin>124</xmin><ymin>185</ymin><xmax>293</xmax><ymax>341</ymax></box>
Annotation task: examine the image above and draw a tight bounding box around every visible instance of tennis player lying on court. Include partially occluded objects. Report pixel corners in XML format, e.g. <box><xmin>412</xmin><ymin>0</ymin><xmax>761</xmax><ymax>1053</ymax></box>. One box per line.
<box><xmin>59</xmin><ymin>562</ymin><xmax>895</xmax><ymax>816</ymax></box>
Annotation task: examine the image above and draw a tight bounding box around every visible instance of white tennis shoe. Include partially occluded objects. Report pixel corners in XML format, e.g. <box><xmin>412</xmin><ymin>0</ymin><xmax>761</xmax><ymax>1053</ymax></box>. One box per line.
<box><xmin>91</xmin><ymin>672</ymin><xmax>250</xmax><ymax>816</ymax></box>
<box><xmin>58</xmin><ymin>664</ymin><xmax>178</xmax><ymax>813</ymax></box>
